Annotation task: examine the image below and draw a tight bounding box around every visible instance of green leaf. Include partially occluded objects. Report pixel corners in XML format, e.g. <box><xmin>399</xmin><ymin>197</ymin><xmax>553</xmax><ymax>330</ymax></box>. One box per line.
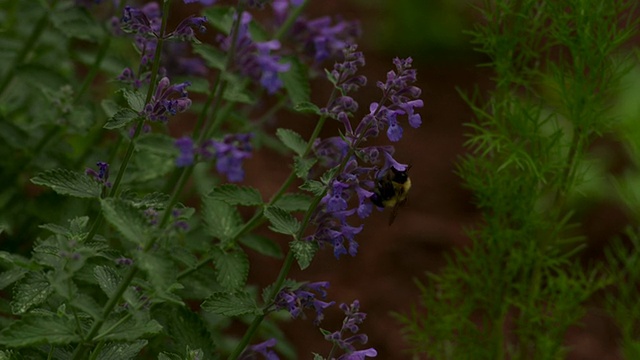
<box><xmin>0</xmin><ymin>315</ymin><xmax>80</xmax><ymax>347</ymax></box>
<box><xmin>136</xmin><ymin>133</ymin><xmax>179</xmax><ymax>156</ymax></box>
<box><xmin>94</xmin><ymin>340</ymin><xmax>148</xmax><ymax>360</ymax></box>
<box><xmin>51</xmin><ymin>7</ymin><xmax>102</xmax><ymax>42</ymax></box>
<box><xmin>294</xmin><ymin>157</ymin><xmax>317</xmax><ymax>180</ymax></box>
<box><xmin>11</xmin><ymin>272</ymin><xmax>53</xmax><ymax>315</ymax></box>
<box><xmin>211</xmin><ymin>248</ymin><xmax>249</xmax><ymax>291</ymax></box>
<box><xmin>134</xmin><ymin>251</ymin><xmax>183</xmax><ymax>305</ymax></box>
<box><xmin>70</xmin><ymin>293</ymin><xmax>102</xmax><ymax>320</ymax></box>
<box><xmin>121</xmin><ymin>89</ymin><xmax>146</xmax><ymax>112</ymax></box>
<box><xmin>276</xmin><ymin>128</ymin><xmax>307</xmax><ymax>156</ymax></box>
<box><xmin>290</xmin><ymin>240</ymin><xmax>318</xmax><ymax>270</ymax></box>
<box><xmin>154</xmin><ymin>305</ymin><xmax>216</xmax><ymax>358</ymax></box>
<box><xmin>0</xmin><ymin>268</ymin><xmax>27</xmax><ymax>290</ymax></box>
<box><xmin>99</xmin><ymin>318</ymin><xmax>163</xmax><ymax>341</ymax></box>
<box><xmin>210</xmin><ymin>184</ymin><xmax>263</xmax><ymax>206</ymax></box>
<box><xmin>94</xmin><ymin>265</ymin><xmax>121</xmax><ymax>298</ymax></box>
<box><xmin>101</xmin><ymin>99</ymin><xmax>120</xmax><ymax>118</ymax></box>
<box><xmin>104</xmin><ymin>108</ymin><xmax>138</xmax><ymax>129</ymax></box>
<box><xmin>203</xmin><ymin>6</ymin><xmax>236</xmax><ymax>35</ymax></box>
<box><xmin>101</xmin><ymin>198</ymin><xmax>151</xmax><ymax>246</ymax></box>
<box><xmin>201</xmin><ymin>291</ymin><xmax>260</xmax><ymax>316</ymax></box>
<box><xmin>223</xmin><ymin>78</ymin><xmax>254</xmax><ymax>104</ymax></box>
<box><xmin>31</xmin><ymin>168</ymin><xmax>102</xmax><ymax>198</ymax></box>
<box><xmin>264</xmin><ymin>206</ymin><xmax>300</xmax><ymax>236</ymax></box>
<box><xmin>274</xmin><ymin>193</ymin><xmax>313</xmax><ymax>212</ymax></box>
<box><xmin>193</xmin><ymin>44</ymin><xmax>226</xmax><ymax>71</ymax></box>
<box><xmin>293</xmin><ymin>101</ymin><xmax>321</xmax><ymax>114</ymax></box>
<box><xmin>300</xmin><ymin>179</ymin><xmax>325</xmax><ymax>196</ymax></box>
<box><xmin>202</xmin><ymin>197</ymin><xmax>242</xmax><ymax>244</ymax></box>
<box><xmin>239</xmin><ymin>234</ymin><xmax>283</xmax><ymax>259</ymax></box>
<box><xmin>159</xmin><ymin>353</ymin><xmax>181</xmax><ymax>360</ymax></box>
<box><xmin>281</xmin><ymin>56</ymin><xmax>311</xmax><ymax>106</ymax></box>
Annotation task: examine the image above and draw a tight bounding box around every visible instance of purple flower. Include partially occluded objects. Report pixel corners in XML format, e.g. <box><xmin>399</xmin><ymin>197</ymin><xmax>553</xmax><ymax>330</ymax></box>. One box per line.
<box><xmin>121</xmin><ymin>3</ymin><xmax>161</xmax><ymax>37</ymax></box>
<box><xmin>239</xmin><ymin>338</ymin><xmax>279</xmax><ymax>360</ymax></box>
<box><xmin>273</xmin><ymin>281</ymin><xmax>335</xmax><ymax>325</ymax></box>
<box><xmin>171</xmin><ymin>16</ymin><xmax>207</xmax><ymax>42</ymax></box>
<box><xmin>219</xmin><ymin>12</ymin><xmax>290</xmax><ymax>94</ymax></box>
<box><xmin>143</xmin><ymin>77</ymin><xmax>192</xmax><ymax>122</ymax></box>
<box><xmin>289</xmin><ymin>16</ymin><xmax>361</xmax><ymax>62</ymax></box>
<box><xmin>325</xmin><ymin>301</ymin><xmax>377</xmax><ymax>359</ymax></box>
<box><xmin>85</xmin><ymin>161</ymin><xmax>112</xmax><ymax>188</ymax></box>
<box><xmin>175</xmin><ymin>136</ymin><xmax>195</xmax><ymax>167</ymax></box>
<box><xmin>184</xmin><ymin>0</ymin><xmax>216</xmax><ymax>4</ymax></box>
<box><xmin>115</xmin><ymin>257</ymin><xmax>134</xmax><ymax>266</ymax></box>
<box><xmin>204</xmin><ymin>133</ymin><xmax>253</xmax><ymax>182</ymax></box>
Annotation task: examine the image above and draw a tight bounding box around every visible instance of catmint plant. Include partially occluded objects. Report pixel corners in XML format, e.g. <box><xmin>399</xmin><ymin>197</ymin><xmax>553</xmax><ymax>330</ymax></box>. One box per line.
<box><xmin>0</xmin><ymin>0</ymin><xmax>421</xmax><ymax>359</ymax></box>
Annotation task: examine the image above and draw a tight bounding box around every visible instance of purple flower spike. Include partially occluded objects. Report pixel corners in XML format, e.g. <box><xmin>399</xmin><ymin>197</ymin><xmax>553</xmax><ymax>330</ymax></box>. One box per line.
<box><xmin>325</xmin><ymin>300</ymin><xmax>376</xmax><ymax>358</ymax></box>
<box><xmin>274</xmin><ymin>281</ymin><xmax>335</xmax><ymax>326</ymax></box>
<box><xmin>172</xmin><ymin>16</ymin><xmax>207</xmax><ymax>42</ymax></box>
<box><xmin>85</xmin><ymin>161</ymin><xmax>112</xmax><ymax>188</ymax></box>
<box><xmin>184</xmin><ymin>0</ymin><xmax>217</xmax><ymax>4</ymax></box>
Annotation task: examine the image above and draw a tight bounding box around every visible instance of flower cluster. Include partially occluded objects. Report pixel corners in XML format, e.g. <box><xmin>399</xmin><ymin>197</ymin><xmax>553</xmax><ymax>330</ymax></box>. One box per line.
<box><xmin>85</xmin><ymin>161</ymin><xmax>112</xmax><ymax>188</ymax></box>
<box><xmin>116</xmin><ymin>2</ymin><xmax>207</xmax><ymax>87</ymax></box>
<box><xmin>174</xmin><ymin>133</ymin><xmax>254</xmax><ymax>182</ymax></box>
<box><xmin>239</xmin><ymin>338</ymin><xmax>279</xmax><ymax>360</ymax></box>
<box><xmin>291</xmin><ymin>16</ymin><xmax>361</xmax><ymax>63</ymax></box>
<box><xmin>325</xmin><ymin>301</ymin><xmax>377</xmax><ymax>360</ymax></box>
<box><xmin>306</xmin><ymin>47</ymin><xmax>421</xmax><ymax>258</ymax></box>
<box><xmin>219</xmin><ymin>12</ymin><xmax>290</xmax><ymax>94</ymax></box>
<box><xmin>273</xmin><ymin>281</ymin><xmax>335</xmax><ymax>325</ymax></box>
<box><xmin>143</xmin><ymin>77</ymin><xmax>192</xmax><ymax>122</ymax></box>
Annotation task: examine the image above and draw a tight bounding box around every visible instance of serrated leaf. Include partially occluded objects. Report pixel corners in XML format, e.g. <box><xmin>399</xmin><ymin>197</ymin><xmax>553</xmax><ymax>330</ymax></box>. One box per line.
<box><xmin>300</xmin><ymin>179</ymin><xmax>325</xmax><ymax>196</ymax></box>
<box><xmin>211</xmin><ymin>248</ymin><xmax>249</xmax><ymax>291</ymax></box>
<box><xmin>239</xmin><ymin>234</ymin><xmax>283</xmax><ymax>259</ymax></box>
<box><xmin>51</xmin><ymin>7</ymin><xmax>102</xmax><ymax>42</ymax></box>
<box><xmin>134</xmin><ymin>251</ymin><xmax>183</xmax><ymax>305</ymax></box>
<box><xmin>101</xmin><ymin>198</ymin><xmax>150</xmax><ymax>246</ymax></box>
<box><xmin>98</xmin><ymin>318</ymin><xmax>163</xmax><ymax>341</ymax></box>
<box><xmin>0</xmin><ymin>268</ymin><xmax>27</xmax><ymax>290</ymax></box>
<box><xmin>294</xmin><ymin>157</ymin><xmax>316</xmax><ymax>180</ymax></box>
<box><xmin>264</xmin><ymin>206</ymin><xmax>300</xmax><ymax>236</ymax></box>
<box><xmin>274</xmin><ymin>193</ymin><xmax>313</xmax><ymax>212</ymax></box>
<box><xmin>136</xmin><ymin>133</ymin><xmax>179</xmax><ymax>155</ymax></box>
<box><xmin>281</xmin><ymin>56</ymin><xmax>310</xmax><ymax>106</ymax></box>
<box><xmin>223</xmin><ymin>79</ymin><xmax>254</xmax><ymax>104</ymax></box>
<box><xmin>210</xmin><ymin>184</ymin><xmax>263</xmax><ymax>206</ymax></box>
<box><xmin>201</xmin><ymin>291</ymin><xmax>260</xmax><ymax>316</ymax></box>
<box><xmin>121</xmin><ymin>89</ymin><xmax>146</xmax><ymax>112</ymax></box>
<box><xmin>202</xmin><ymin>197</ymin><xmax>242</xmax><ymax>244</ymax></box>
<box><xmin>31</xmin><ymin>168</ymin><xmax>102</xmax><ymax>198</ymax></box>
<box><xmin>101</xmin><ymin>99</ymin><xmax>119</xmax><ymax>118</ymax></box>
<box><xmin>290</xmin><ymin>240</ymin><xmax>318</xmax><ymax>270</ymax></box>
<box><xmin>276</xmin><ymin>128</ymin><xmax>307</xmax><ymax>156</ymax></box>
<box><xmin>70</xmin><ymin>293</ymin><xmax>102</xmax><ymax>320</ymax></box>
<box><xmin>94</xmin><ymin>266</ymin><xmax>121</xmax><ymax>298</ymax></box>
<box><xmin>154</xmin><ymin>305</ymin><xmax>216</xmax><ymax>358</ymax></box>
<box><xmin>104</xmin><ymin>108</ymin><xmax>138</xmax><ymax>129</ymax></box>
<box><xmin>95</xmin><ymin>340</ymin><xmax>148</xmax><ymax>360</ymax></box>
<box><xmin>193</xmin><ymin>44</ymin><xmax>226</xmax><ymax>71</ymax></box>
<box><xmin>0</xmin><ymin>315</ymin><xmax>80</xmax><ymax>347</ymax></box>
<box><xmin>11</xmin><ymin>272</ymin><xmax>52</xmax><ymax>315</ymax></box>
<box><xmin>128</xmin><ymin>192</ymin><xmax>170</xmax><ymax>209</ymax></box>
<box><xmin>203</xmin><ymin>6</ymin><xmax>236</xmax><ymax>35</ymax></box>
<box><xmin>293</xmin><ymin>101</ymin><xmax>321</xmax><ymax>114</ymax></box>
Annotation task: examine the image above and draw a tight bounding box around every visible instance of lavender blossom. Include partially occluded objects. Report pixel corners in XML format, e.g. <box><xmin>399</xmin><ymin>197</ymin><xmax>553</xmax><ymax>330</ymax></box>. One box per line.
<box><xmin>220</xmin><ymin>12</ymin><xmax>290</xmax><ymax>94</ymax></box>
<box><xmin>184</xmin><ymin>0</ymin><xmax>217</xmax><ymax>4</ymax></box>
<box><xmin>143</xmin><ymin>77</ymin><xmax>192</xmax><ymax>122</ymax></box>
<box><xmin>174</xmin><ymin>133</ymin><xmax>254</xmax><ymax>182</ymax></box>
<box><xmin>273</xmin><ymin>281</ymin><xmax>335</xmax><ymax>325</ymax></box>
<box><xmin>85</xmin><ymin>161</ymin><xmax>112</xmax><ymax>188</ymax></box>
<box><xmin>326</xmin><ymin>301</ymin><xmax>377</xmax><ymax>359</ymax></box>
<box><xmin>306</xmin><ymin>48</ymin><xmax>420</xmax><ymax>258</ymax></box>
<box><xmin>290</xmin><ymin>16</ymin><xmax>361</xmax><ymax>62</ymax></box>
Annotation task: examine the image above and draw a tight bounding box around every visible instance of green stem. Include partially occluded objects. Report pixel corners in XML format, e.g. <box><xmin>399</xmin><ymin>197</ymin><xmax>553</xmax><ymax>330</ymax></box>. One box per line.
<box><xmin>274</xmin><ymin>0</ymin><xmax>309</xmax><ymax>41</ymax></box>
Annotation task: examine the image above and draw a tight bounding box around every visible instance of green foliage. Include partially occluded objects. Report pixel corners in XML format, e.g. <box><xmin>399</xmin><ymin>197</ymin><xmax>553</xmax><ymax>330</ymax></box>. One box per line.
<box><xmin>399</xmin><ymin>0</ymin><xmax>640</xmax><ymax>359</ymax></box>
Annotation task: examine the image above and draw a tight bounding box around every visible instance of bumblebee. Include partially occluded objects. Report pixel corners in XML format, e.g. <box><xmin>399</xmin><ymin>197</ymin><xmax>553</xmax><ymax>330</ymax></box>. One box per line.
<box><xmin>371</xmin><ymin>165</ymin><xmax>411</xmax><ymax>225</ymax></box>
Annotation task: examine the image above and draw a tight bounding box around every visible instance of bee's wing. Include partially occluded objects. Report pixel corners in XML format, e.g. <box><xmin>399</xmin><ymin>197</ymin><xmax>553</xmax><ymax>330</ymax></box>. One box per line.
<box><xmin>388</xmin><ymin>197</ymin><xmax>408</xmax><ymax>226</ymax></box>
